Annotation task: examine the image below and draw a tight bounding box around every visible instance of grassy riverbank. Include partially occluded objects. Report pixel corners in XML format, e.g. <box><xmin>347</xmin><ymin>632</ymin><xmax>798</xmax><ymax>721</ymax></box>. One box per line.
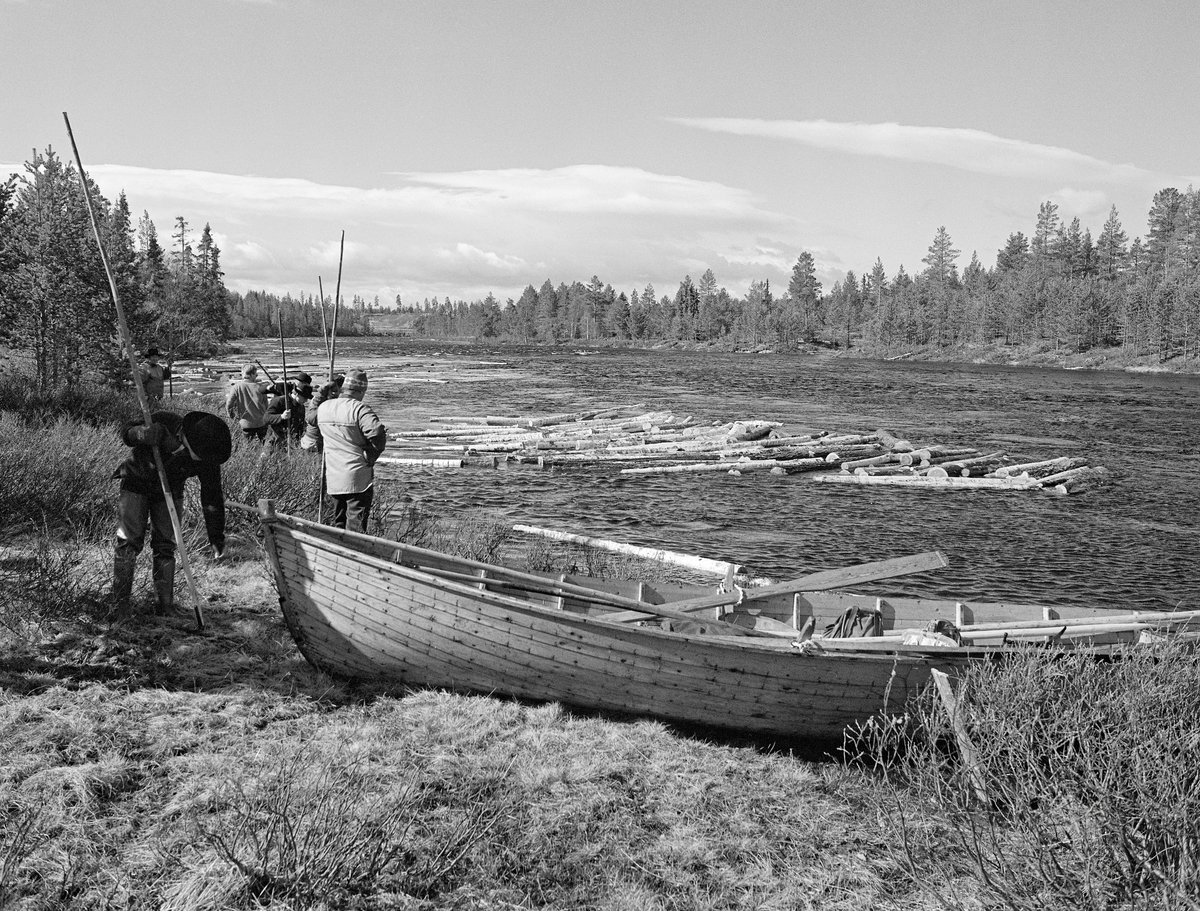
<box><xmin>3</xmin><ymin>381</ymin><xmax>1199</xmax><ymax>909</ymax></box>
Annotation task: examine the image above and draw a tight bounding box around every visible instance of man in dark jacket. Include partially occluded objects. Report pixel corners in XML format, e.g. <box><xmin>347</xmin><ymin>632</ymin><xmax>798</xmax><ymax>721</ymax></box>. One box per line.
<box><xmin>112</xmin><ymin>411</ymin><xmax>232</xmax><ymax>612</ymax></box>
<box><xmin>266</xmin><ymin>372</ymin><xmax>312</xmax><ymax>448</ymax></box>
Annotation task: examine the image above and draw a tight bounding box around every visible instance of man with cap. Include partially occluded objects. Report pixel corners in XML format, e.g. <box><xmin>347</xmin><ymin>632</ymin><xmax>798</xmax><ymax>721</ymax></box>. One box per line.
<box><xmin>111</xmin><ymin>410</ymin><xmax>233</xmax><ymax>612</ymax></box>
<box><xmin>225</xmin><ymin>363</ymin><xmax>270</xmax><ymax>443</ymax></box>
<box><xmin>316</xmin><ymin>369</ymin><xmax>387</xmax><ymax>532</ymax></box>
<box><xmin>267</xmin><ymin>372</ymin><xmax>312</xmax><ymax>447</ymax></box>
<box><xmin>140</xmin><ymin>348</ymin><xmax>170</xmax><ymax>405</ymax></box>
<box><xmin>300</xmin><ymin>373</ymin><xmax>342</xmax><ymax>453</ymax></box>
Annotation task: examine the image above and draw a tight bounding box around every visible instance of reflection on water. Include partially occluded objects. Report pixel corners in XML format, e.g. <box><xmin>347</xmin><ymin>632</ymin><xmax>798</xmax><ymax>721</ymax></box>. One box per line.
<box><xmin>225</xmin><ymin>339</ymin><xmax>1200</xmax><ymax>611</ymax></box>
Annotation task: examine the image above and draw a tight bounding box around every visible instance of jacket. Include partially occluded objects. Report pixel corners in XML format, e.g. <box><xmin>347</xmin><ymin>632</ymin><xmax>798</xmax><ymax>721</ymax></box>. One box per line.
<box><xmin>113</xmin><ymin>411</ymin><xmax>226</xmax><ymax>546</ymax></box>
<box><xmin>141</xmin><ymin>363</ymin><xmax>170</xmax><ymax>399</ymax></box>
<box><xmin>225</xmin><ymin>379</ymin><xmax>269</xmax><ymax>430</ymax></box>
<box><xmin>316</xmin><ymin>395</ymin><xmax>387</xmax><ymax>495</ymax></box>
<box><xmin>267</xmin><ymin>393</ymin><xmax>306</xmax><ymax>445</ymax></box>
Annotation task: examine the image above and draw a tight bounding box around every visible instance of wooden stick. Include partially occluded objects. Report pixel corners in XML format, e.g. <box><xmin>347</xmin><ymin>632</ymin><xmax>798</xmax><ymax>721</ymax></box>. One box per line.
<box><xmin>64</xmin><ymin>112</ymin><xmax>204</xmax><ymax>631</ymax></box>
<box><xmin>277</xmin><ymin>311</ymin><xmax>290</xmax><ymax>449</ymax></box>
<box><xmin>511</xmin><ymin>524</ymin><xmax>743</xmax><ymax>578</ymax></box>
<box><xmin>317</xmin><ymin>276</ymin><xmax>331</xmax><ymax>362</ymax></box>
<box><xmin>931</xmin><ymin>670</ymin><xmax>988</xmax><ymax>804</ymax></box>
<box><xmin>317</xmin><ymin>232</ymin><xmax>345</xmax><ymax>524</ymax></box>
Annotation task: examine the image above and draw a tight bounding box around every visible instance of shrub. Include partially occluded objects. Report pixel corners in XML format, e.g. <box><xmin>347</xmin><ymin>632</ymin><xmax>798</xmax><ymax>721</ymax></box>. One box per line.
<box><xmin>847</xmin><ymin>640</ymin><xmax>1200</xmax><ymax>911</ymax></box>
<box><xmin>0</xmin><ymin>412</ymin><xmax>126</xmax><ymax>538</ymax></box>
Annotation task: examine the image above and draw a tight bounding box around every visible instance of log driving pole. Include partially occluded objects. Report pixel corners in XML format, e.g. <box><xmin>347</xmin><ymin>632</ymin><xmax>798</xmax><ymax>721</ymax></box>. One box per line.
<box><xmin>277</xmin><ymin>310</ymin><xmax>290</xmax><ymax>449</ymax></box>
<box><xmin>316</xmin><ymin>232</ymin><xmax>345</xmax><ymax>523</ymax></box>
<box><xmin>63</xmin><ymin>112</ymin><xmax>205</xmax><ymax>631</ymax></box>
<box><xmin>317</xmin><ymin>276</ymin><xmax>330</xmax><ymax>362</ymax></box>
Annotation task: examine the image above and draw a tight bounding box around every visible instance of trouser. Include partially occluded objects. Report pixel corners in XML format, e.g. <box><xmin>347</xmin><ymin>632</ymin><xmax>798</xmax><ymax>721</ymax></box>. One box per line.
<box><xmin>240</xmin><ymin>425</ymin><xmax>268</xmax><ymax>444</ymax></box>
<box><xmin>331</xmin><ymin>487</ymin><xmax>373</xmax><ymax>534</ymax></box>
<box><xmin>114</xmin><ymin>489</ymin><xmax>181</xmax><ymax>610</ymax></box>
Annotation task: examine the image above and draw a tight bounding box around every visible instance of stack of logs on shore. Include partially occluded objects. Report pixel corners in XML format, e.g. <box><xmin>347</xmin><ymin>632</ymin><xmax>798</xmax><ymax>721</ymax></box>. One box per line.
<box><xmin>383</xmin><ymin>407</ymin><xmax>1109</xmax><ymax>496</ymax></box>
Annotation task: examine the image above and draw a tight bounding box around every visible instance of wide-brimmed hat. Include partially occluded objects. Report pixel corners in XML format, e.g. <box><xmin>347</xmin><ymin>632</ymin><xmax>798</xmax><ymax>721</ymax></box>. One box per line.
<box><xmin>145</xmin><ymin>347</ymin><xmax>161</xmax><ymax>358</ymax></box>
<box><xmin>291</xmin><ymin>371</ymin><xmax>314</xmax><ymax>399</ymax></box>
<box><xmin>181</xmin><ymin>412</ymin><xmax>232</xmax><ymax>465</ymax></box>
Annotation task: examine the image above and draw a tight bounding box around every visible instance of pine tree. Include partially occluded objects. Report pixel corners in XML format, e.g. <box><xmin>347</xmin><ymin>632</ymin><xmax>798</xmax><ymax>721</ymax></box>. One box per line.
<box><xmin>1147</xmin><ymin>187</ymin><xmax>1183</xmax><ymax>271</ymax></box>
<box><xmin>1096</xmin><ymin>206</ymin><xmax>1128</xmax><ymax>280</ymax></box>
<box><xmin>1033</xmin><ymin>202</ymin><xmax>1061</xmax><ymax>258</ymax></box>
<box><xmin>922</xmin><ymin>226</ymin><xmax>960</xmax><ymax>284</ymax></box>
<box><xmin>996</xmin><ymin>232</ymin><xmax>1030</xmax><ymax>273</ymax></box>
<box><xmin>787</xmin><ymin>252</ymin><xmax>822</xmax><ymax>338</ymax></box>
<box><xmin>8</xmin><ymin>147</ymin><xmax>125</xmax><ymax>388</ymax></box>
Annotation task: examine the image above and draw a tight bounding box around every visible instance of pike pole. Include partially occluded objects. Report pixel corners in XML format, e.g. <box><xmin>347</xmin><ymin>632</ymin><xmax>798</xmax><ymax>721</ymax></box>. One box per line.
<box><xmin>277</xmin><ymin>311</ymin><xmax>290</xmax><ymax>449</ymax></box>
<box><xmin>63</xmin><ymin>112</ymin><xmax>205</xmax><ymax>631</ymax></box>
<box><xmin>316</xmin><ymin>231</ymin><xmax>344</xmax><ymax>523</ymax></box>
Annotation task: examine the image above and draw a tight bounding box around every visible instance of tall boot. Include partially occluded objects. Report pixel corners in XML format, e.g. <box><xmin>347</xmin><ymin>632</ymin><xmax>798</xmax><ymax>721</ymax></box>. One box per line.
<box><xmin>152</xmin><ymin>556</ymin><xmax>176</xmax><ymax>614</ymax></box>
<box><xmin>112</xmin><ymin>552</ymin><xmax>136</xmax><ymax>608</ymax></box>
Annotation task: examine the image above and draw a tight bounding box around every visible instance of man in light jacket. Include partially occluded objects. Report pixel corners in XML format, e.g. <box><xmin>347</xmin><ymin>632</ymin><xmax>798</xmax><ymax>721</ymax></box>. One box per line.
<box><xmin>317</xmin><ymin>369</ymin><xmax>387</xmax><ymax>532</ymax></box>
<box><xmin>225</xmin><ymin>363</ymin><xmax>270</xmax><ymax>442</ymax></box>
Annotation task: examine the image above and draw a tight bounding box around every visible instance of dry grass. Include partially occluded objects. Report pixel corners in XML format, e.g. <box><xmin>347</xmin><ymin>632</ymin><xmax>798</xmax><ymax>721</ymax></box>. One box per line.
<box><xmin>0</xmin><ymin>530</ymin><xmax>963</xmax><ymax>910</ymax></box>
<box><xmin>847</xmin><ymin>643</ymin><xmax>1200</xmax><ymax>911</ymax></box>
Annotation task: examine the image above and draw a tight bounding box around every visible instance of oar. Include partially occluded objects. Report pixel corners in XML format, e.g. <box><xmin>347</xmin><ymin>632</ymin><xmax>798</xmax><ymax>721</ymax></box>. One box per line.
<box><xmin>65</xmin><ymin>112</ymin><xmax>205</xmax><ymax>631</ymax></box>
<box><xmin>602</xmin><ymin>551</ymin><xmax>951</xmax><ymax>623</ymax></box>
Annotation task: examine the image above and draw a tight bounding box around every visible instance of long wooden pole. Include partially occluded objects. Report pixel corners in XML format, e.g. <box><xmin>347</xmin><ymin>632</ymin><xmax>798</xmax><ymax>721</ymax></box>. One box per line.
<box><xmin>317</xmin><ymin>276</ymin><xmax>330</xmax><ymax>362</ymax></box>
<box><xmin>316</xmin><ymin>232</ymin><xmax>345</xmax><ymax>523</ymax></box>
<box><xmin>63</xmin><ymin>112</ymin><xmax>204</xmax><ymax>631</ymax></box>
<box><xmin>277</xmin><ymin>311</ymin><xmax>290</xmax><ymax>449</ymax></box>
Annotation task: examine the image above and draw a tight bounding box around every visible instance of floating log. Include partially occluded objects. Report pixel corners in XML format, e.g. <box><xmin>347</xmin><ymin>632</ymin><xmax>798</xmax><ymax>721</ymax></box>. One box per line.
<box><xmin>840</xmin><ymin>453</ymin><xmax>899</xmax><ymax>471</ymax></box>
<box><xmin>992</xmin><ymin>457</ymin><xmax>1089</xmax><ymax>479</ymax></box>
<box><xmin>898</xmin><ymin>447</ymin><xmax>978</xmax><ymax>466</ymax></box>
<box><xmin>816</xmin><ymin>473</ymin><xmax>1040</xmax><ymax>490</ymax></box>
<box><xmin>1040</xmin><ymin>466</ymin><xmax>1111</xmax><ymax>496</ymax></box>
<box><xmin>512</xmin><ymin>525</ymin><xmax>742</xmax><ymax>578</ymax></box>
<box><xmin>854</xmin><ymin>465</ymin><xmax>917</xmax><ymax>477</ymax></box>
<box><xmin>922</xmin><ymin>451</ymin><xmax>1007</xmax><ymax>477</ymax></box>
<box><xmin>376</xmin><ymin>457</ymin><xmax>465</xmax><ymax>469</ymax></box>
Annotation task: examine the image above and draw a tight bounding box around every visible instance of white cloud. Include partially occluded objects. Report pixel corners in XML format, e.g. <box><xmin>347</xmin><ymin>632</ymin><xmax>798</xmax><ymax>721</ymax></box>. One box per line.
<box><xmin>668</xmin><ymin>117</ymin><xmax>1157</xmax><ymax>184</ymax></box>
<box><xmin>0</xmin><ymin>161</ymin><xmax>811</xmax><ymax>301</ymax></box>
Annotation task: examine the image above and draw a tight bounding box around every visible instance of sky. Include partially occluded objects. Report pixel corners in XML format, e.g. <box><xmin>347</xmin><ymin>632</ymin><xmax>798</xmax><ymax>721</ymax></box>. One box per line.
<box><xmin>3</xmin><ymin>0</ymin><xmax>1198</xmax><ymax>306</ymax></box>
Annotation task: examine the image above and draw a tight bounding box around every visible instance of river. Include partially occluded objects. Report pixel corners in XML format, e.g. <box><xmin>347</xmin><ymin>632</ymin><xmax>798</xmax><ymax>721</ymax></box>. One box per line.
<box><xmin>216</xmin><ymin>339</ymin><xmax>1200</xmax><ymax>612</ymax></box>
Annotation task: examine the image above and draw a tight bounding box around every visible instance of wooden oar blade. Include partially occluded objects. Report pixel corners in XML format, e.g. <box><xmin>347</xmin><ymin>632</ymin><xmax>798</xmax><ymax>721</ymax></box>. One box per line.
<box><xmin>670</xmin><ymin>550</ymin><xmax>950</xmax><ymax>616</ymax></box>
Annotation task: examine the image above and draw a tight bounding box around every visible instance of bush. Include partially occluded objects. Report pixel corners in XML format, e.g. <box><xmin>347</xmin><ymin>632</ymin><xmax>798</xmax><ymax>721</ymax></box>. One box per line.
<box><xmin>847</xmin><ymin>640</ymin><xmax>1200</xmax><ymax>911</ymax></box>
<box><xmin>0</xmin><ymin>412</ymin><xmax>126</xmax><ymax>538</ymax></box>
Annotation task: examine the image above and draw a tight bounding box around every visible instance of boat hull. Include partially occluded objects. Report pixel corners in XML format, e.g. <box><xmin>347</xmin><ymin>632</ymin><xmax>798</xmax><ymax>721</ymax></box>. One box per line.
<box><xmin>263</xmin><ymin>518</ymin><xmax>971</xmax><ymax>740</ymax></box>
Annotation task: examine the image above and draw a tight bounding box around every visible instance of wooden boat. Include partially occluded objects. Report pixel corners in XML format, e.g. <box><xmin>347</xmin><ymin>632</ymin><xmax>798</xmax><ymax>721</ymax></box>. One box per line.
<box><xmin>251</xmin><ymin>502</ymin><xmax>1199</xmax><ymax>740</ymax></box>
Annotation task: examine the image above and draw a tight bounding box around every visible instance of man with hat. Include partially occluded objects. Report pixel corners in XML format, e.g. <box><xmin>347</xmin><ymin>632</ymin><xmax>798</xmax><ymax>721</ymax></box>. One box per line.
<box><xmin>225</xmin><ymin>363</ymin><xmax>270</xmax><ymax>443</ymax></box>
<box><xmin>111</xmin><ymin>410</ymin><xmax>232</xmax><ymax>612</ymax></box>
<box><xmin>267</xmin><ymin>371</ymin><xmax>313</xmax><ymax>447</ymax></box>
<box><xmin>316</xmin><ymin>369</ymin><xmax>387</xmax><ymax>532</ymax></box>
<box><xmin>140</xmin><ymin>347</ymin><xmax>170</xmax><ymax>405</ymax></box>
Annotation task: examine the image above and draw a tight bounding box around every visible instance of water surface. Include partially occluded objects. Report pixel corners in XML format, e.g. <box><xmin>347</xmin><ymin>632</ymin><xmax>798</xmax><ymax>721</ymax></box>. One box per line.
<box><xmin>221</xmin><ymin>340</ymin><xmax>1200</xmax><ymax>611</ymax></box>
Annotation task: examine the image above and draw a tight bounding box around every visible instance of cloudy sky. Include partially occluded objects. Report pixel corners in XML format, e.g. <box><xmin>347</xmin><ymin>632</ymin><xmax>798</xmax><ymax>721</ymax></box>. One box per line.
<box><xmin>3</xmin><ymin>0</ymin><xmax>1197</xmax><ymax>305</ymax></box>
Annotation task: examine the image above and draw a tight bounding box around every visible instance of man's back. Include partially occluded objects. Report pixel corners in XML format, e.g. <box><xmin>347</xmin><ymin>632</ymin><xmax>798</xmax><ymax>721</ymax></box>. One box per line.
<box><xmin>318</xmin><ymin>396</ymin><xmax>386</xmax><ymax>495</ymax></box>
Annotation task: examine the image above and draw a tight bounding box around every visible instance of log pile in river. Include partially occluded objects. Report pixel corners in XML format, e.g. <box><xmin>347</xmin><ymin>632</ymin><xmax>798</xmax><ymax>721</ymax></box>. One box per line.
<box><xmin>382</xmin><ymin>407</ymin><xmax>1110</xmax><ymax>496</ymax></box>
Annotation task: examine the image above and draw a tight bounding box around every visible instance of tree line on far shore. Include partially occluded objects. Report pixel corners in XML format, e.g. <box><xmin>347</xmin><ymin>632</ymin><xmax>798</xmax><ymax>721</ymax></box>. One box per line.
<box><xmin>401</xmin><ymin>189</ymin><xmax>1200</xmax><ymax>363</ymax></box>
<box><xmin>3</xmin><ymin>144</ymin><xmax>1198</xmax><ymax>394</ymax></box>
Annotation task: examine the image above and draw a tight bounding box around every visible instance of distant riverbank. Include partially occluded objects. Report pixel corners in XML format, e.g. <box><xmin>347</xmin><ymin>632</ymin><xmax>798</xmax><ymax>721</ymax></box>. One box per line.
<box><xmin>316</xmin><ymin>334</ymin><xmax>1200</xmax><ymax>375</ymax></box>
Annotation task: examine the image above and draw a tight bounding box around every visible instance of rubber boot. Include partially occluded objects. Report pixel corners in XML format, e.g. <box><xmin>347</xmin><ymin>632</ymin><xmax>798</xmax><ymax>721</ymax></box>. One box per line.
<box><xmin>152</xmin><ymin>556</ymin><xmax>176</xmax><ymax>614</ymax></box>
<box><xmin>112</xmin><ymin>552</ymin><xmax>136</xmax><ymax>609</ymax></box>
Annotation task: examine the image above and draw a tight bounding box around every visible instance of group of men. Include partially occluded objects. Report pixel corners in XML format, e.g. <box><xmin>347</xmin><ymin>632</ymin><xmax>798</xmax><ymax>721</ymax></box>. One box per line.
<box><xmin>113</xmin><ymin>356</ymin><xmax>387</xmax><ymax>614</ymax></box>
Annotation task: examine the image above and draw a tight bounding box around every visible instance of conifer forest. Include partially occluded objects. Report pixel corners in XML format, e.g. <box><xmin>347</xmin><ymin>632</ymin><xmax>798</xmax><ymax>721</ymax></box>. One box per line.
<box><xmin>2</xmin><ymin>147</ymin><xmax>1198</xmax><ymax>391</ymax></box>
